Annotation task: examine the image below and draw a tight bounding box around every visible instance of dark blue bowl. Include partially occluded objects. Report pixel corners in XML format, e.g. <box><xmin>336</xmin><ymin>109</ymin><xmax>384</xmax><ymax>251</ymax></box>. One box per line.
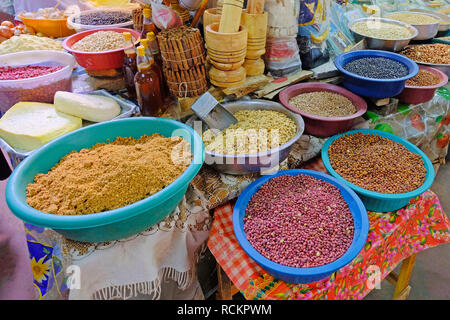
<box><xmin>334</xmin><ymin>50</ymin><xmax>419</xmax><ymax>99</ymax></box>
<box><xmin>232</xmin><ymin>169</ymin><xmax>369</xmax><ymax>284</ymax></box>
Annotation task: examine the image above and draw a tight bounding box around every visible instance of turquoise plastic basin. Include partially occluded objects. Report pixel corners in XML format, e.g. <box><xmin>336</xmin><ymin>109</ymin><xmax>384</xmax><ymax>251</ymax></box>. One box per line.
<box><xmin>6</xmin><ymin>118</ymin><xmax>205</xmax><ymax>242</ymax></box>
<box><xmin>322</xmin><ymin>129</ymin><xmax>434</xmax><ymax>212</ymax></box>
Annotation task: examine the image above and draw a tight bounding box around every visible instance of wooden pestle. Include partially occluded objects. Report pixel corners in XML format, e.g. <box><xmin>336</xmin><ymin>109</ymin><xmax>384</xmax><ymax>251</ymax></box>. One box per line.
<box><xmin>218</xmin><ymin>0</ymin><xmax>244</xmax><ymax>33</ymax></box>
<box><xmin>247</xmin><ymin>0</ymin><xmax>265</xmax><ymax>14</ymax></box>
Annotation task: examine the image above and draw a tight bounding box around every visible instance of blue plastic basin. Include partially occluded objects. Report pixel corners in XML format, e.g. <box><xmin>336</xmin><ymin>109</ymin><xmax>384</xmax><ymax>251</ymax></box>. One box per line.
<box><xmin>334</xmin><ymin>50</ymin><xmax>419</xmax><ymax>98</ymax></box>
<box><xmin>321</xmin><ymin>129</ymin><xmax>435</xmax><ymax>212</ymax></box>
<box><xmin>233</xmin><ymin>169</ymin><xmax>369</xmax><ymax>284</ymax></box>
<box><xmin>6</xmin><ymin>118</ymin><xmax>204</xmax><ymax>242</ymax></box>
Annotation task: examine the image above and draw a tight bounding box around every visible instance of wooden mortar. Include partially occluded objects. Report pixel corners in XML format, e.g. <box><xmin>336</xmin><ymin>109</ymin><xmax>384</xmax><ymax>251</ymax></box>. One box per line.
<box><xmin>241</xmin><ymin>10</ymin><xmax>268</xmax><ymax>76</ymax></box>
<box><xmin>209</xmin><ymin>66</ymin><xmax>246</xmax><ymax>87</ymax></box>
<box><xmin>205</xmin><ymin>22</ymin><xmax>248</xmax><ymax>71</ymax></box>
<box><xmin>203</xmin><ymin>8</ymin><xmax>222</xmax><ymax>35</ymax></box>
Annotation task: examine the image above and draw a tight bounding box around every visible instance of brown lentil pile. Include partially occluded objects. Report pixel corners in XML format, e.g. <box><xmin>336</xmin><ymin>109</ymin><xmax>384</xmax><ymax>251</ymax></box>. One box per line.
<box><xmin>288</xmin><ymin>91</ymin><xmax>357</xmax><ymax>117</ymax></box>
<box><xmin>244</xmin><ymin>174</ymin><xmax>354</xmax><ymax>268</ymax></box>
<box><xmin>400</xmin><ymin>44</ymin><xmax>450</xmax><ymax>65</ymax></box>
<box><xmin>203</xmin><ymin>110</ymin><xmax>297</xmax><ymax>155</ymax></box>
<box><xmin>406</xmin><ymin>70</ymin><xmax>441</xmax><ymax>86</ymax></box>
<box><xmin>26</xmin><ymin>134</ymin><xmax>192</xmax><ymax>215</ymax></box>
<box><xmin>328</xmin><ymin>132</ymin><xmax>426</xmax><ymax>194</ymax></box>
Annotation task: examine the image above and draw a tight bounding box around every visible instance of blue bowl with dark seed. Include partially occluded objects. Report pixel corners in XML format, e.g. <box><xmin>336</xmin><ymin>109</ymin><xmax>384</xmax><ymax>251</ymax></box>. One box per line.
<box><xmin>334</xmin><ymin>50</ymin><xmax>419</xmax><ymax>99</ymax></box>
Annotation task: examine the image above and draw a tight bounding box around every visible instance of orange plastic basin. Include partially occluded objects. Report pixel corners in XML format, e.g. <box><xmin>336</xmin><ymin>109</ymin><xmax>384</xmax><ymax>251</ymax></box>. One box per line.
<box><xmin>18</xmin><ymin>14</ymin><xmax>75</xmax><ymax>38</ymax></box>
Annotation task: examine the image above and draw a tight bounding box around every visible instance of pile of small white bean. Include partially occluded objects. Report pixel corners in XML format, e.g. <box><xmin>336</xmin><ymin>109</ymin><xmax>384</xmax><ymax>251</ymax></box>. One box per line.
<box><xmin>72</xmin><ymin>31</ymin><xmax>131</xmax><ymax>52</ymax></box>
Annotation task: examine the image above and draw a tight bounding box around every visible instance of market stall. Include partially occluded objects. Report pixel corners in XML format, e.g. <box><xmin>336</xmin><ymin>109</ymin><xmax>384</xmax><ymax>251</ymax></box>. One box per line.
<box><xmin>0</xmin><ymin>0</ymin><xmax>449</xmax><ymax>301</ymax></box>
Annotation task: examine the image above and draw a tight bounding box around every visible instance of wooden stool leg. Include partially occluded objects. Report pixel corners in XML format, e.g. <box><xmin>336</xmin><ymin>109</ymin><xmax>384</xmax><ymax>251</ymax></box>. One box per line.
<box><xmin>392</xmin><ymin>253</ymin><xmax>417</xmax><ymax>300</ymax></box>
<box><xmin>216</xmin><ymin>264</ymin><xmax>233</xmax><ymax>300</ymax></box>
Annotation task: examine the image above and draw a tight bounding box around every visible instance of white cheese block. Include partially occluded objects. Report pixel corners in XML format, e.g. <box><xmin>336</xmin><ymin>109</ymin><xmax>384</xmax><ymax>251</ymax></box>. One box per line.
<box><xmin>0</xmin><ymin>102</ymin><xmax>82</xmax><ymax>151</ymax></box>
<box><xmin>54</xmin><ymin>91</ymin><xmax>121</xmax><ymax>122</ymax></box>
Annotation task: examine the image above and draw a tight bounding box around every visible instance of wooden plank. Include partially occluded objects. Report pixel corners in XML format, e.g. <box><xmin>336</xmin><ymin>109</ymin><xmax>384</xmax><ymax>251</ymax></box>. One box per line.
<box><xmin>255</xmin><ymin>70</ymin><xmax>313</xmax><ymax>98</ymax></box>
<box><xmin>394</xmin><ymin>285</ymin><xmax>411</xmax><ymax>300</ymax></box>
<box><xmin>222</xmin><ymin>74</ymin><xmax>273</xmax><ymax>98</ymax></box>
<box><xmin>393</xmin><ymin>253</ymin><xmax>417</xmax><ymax>300</ymax></box>
<box><xmin>385</xmin><ymin>272</ymin><xmax>398</xmax><ymax>286</ymax></box>
<box><xmin>216</xmin><ymin>264</ymin><xmax>233</xmax><ymax>300</ymax></box>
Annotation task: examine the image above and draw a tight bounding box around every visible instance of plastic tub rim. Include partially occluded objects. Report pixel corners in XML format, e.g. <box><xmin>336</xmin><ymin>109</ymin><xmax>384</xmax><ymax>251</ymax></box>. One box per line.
<box><xmin>0</xmin><ymin>50</ymin><xmax>75</xmax><ymax>85</ymax></box>
<box><xmin>232</xmin><ymin>169</ymin><xmax>369</xmax><ymax>278</ymax></box>
<box><xmin>321</xmin><ymin>129</ymin><xmax>435</xmax><ymax>201</ymax></box>
<box><xmin>279</xmin><ymin>82</ymin><xmax>368</xmax><ymax>122</ymax></box>
<box><xmin>404</xmin><ymin>65</ymin><xmax>448</xmax><ymax>89</ymax></box>
<box><xmin>5</xmin><ymin>117</ymin><xmax>205</xmax><ymax>230</ymax></box>
<box><xmin>334</xmin><ymin>50</ymin><xmax>419</xmax><ymax>83</ymax></box>
<box><xmin>62</xmin><ymin>27</ymin><xmax>140</xmax><ymax>55</ymax></box>
<box><xmin>18</xmin><ymin>13</ymin><xmax>68</xmax><ymax>23</ymax></box>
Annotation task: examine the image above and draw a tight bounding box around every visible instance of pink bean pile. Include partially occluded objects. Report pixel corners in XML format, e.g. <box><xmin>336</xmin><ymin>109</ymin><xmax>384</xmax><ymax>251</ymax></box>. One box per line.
<box><xmin>244</xmin><ymin>174</ymin><xmax>354</xmax><ymax>268</ymax></box>
<box><xmin>0</xmin><ymin>65</ymin><xmax>63</xmax><ymax>80</ymax></box>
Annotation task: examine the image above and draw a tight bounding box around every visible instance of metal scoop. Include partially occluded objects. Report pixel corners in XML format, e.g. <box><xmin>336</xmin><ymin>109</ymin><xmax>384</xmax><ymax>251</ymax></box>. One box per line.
<box><xmin>190</xmin><ymin>92</ymin><xmax>238</xmax><ymax>131</ymax></box>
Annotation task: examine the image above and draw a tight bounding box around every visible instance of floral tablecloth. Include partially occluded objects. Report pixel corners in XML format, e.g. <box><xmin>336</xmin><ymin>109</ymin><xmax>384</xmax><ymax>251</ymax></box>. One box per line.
<box><xmin>207</xmin><ymin>159</ymin><xmax>450</xmax><ymax>300</ymax></box>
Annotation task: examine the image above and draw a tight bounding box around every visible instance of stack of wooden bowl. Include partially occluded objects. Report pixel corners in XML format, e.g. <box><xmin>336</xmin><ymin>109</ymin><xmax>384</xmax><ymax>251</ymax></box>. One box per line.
<box><xmin>205</xmin><ymin>0</ymin><xmax>248</xmax><ymax>87</ymax></box>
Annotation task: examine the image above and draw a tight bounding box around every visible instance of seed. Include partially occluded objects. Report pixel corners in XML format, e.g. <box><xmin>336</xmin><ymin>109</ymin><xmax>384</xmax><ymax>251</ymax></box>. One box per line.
<box><xmin>343</xmin><ymin>57</ymin><xmax>408</xmax><ymax>79</ymax></box>
<box><xmin>243</xmin><ymin>174</ymin><xmax>354</xmax><ymax>268</ymax></box>
<box><xmin>406</xmin><ymin>70</ymin><xmax>440</xmax><ymax>87</ymax></box>
<box><xmin>72</xmin><ymin>31</ymin><xmax>133</xmax><ymax>52</ymax></box>
<box><xmin>288</xmin><ymin>91</ymin><xmax>356</xmax><ymax>117</ymax></box>
<box><xmin>386</xmin><ymin>12</ymin><xmax>439</xmax><ymax>25</ymax></box>
<box><xmin>400</xmin><ymin>44</ymin><xmax>450</xmax><ymax>65</ymax></box>
<box><xmin>203</xmin><ymin>109</ymin><xmax>297</xmax><ymax>155</ymax></box>
<box><xmin>351</xmin><ymin>20</ymin><xmax>412</xmax><ymax>39</ymax></box>
<box><xmin>328</xmin><ymin>132</ymin><xmax>427</xmax><ymax>194</ymax></box>
<box><xmin>79</xmin><ymin>10</ymin><xmax>132</xmax><ymax>25</ymax></box>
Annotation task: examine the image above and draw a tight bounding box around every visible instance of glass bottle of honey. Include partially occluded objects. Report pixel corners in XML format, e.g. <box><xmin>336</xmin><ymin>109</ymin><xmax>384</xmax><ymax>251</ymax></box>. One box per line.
<box><xmin>122</xmin><ymin>32</ymin><xmax>137</xmax><ymax>100</ymax></box>
<box><xmin>134</xmin><ymin>46</ymin><xmax>164</xmax><ymax>117</ymax></box>
<box><xmin>142</xmin><ymin>8</ymin><xmax>158</xmax><ymax>37</ymax></box>
<box><xmin>147</xmin><ymin>31</ymin><xmax>163</xmax><ymax>68</ymax></box>
<box><xmin>141</xmin><ymin>38</ymin><xmax>169</xmax><ymax>102</ymax></box>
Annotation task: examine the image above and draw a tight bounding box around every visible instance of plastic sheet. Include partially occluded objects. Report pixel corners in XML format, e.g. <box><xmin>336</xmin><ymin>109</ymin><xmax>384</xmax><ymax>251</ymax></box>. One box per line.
<box><xmin>264</xmin><ymin>0</ymin><xmax>301</xmax><ymax>77</ymax></box>
<box><xmin>297</xmin><ymin>0</ymin><xmax>331</xmax><ymax>70</ymax></box>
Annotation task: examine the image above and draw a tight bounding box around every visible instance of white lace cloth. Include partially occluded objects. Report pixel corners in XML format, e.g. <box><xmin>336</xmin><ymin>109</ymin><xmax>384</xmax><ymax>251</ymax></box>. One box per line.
<box><xmin>54</xmin><ymin>186</ymin><xmax>211</xmax><ymax>300</ymax></box>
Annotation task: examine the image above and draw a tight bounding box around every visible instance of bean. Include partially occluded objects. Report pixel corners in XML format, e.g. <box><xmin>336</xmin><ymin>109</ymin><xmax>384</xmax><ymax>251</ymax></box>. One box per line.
<box><xmin>406</xmin><ymin>70</ymin><xmax>440</xmax><ymax>86</ymax></box>
<box><xmin>244</xmin><ymin>174</ymin><xmax>354</xmax><ymax>268</ymax></box>
<box><xmin>400</xmin><ymin>44</ymin><xmax>450</xmax><ymax>65</ymax></box>
<box><xmin>328</xmin><ymin>132</ymin><xmax>427</xmax><ymax>194</ymax></box>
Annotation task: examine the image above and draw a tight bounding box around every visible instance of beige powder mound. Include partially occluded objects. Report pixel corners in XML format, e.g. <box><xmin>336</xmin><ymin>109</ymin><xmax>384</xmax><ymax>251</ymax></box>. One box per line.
<box><xmin>26</xmin><ymin>134</ymin><xmax>192</xmax><ymax>215</ymax></box>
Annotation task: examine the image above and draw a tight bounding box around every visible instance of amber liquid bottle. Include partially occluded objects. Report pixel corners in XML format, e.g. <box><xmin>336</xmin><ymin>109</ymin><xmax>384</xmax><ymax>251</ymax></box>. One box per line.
<box><xmin>141</xmin><ymin>38</ymin><xmax>168</xmax><ymax>102</ymax></box>
<box><xmin>142</xmin><ymin>7</ymin><xmax>158</xmax><ymax>38</ymax></box>
<box><xmin>134</xmin><ymin>46</ymin><xmax>164</xmax><ymax>116</ymax></box>
<box><xmin>122</xmin><ymin>32</ymin><xmax>137</xmax><ymax>100</ymax></box>
<box><xmin>147</xmin><ymin>31</ymin><xmax>170</xmax><ymax>104</ymax></box>
<box><xmin>147</xmin><ymin>31</ymin><xmax>163</xmax><ymax>69</ymax></box>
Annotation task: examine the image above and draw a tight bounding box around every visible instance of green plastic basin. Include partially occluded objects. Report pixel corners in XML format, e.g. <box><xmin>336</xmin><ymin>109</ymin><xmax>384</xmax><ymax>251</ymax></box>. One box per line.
<box><xmin>6</xmin><ymin>117</ymin><xmax>204</xmax><ymax>242</ymax></box>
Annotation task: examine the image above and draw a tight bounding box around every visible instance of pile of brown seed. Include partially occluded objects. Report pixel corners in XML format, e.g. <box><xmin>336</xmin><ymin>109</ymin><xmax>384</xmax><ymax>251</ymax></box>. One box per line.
<box><xmin>400</xmin><ymin>44</ymin><xmax>450</xmax><ymax>65</ymax></box>
<box><xmin>288</xmin><ymin>91</ymin><xmax>357</xmax><ymax>117</ymax></box>
<box><xmin>406</xmin><ymin>70</ymin><xmax>441</xmax><ymax>86</ymax></box>
<box><xmin>328</xmin><ymin>132</ymin><xmax>427</xmax><ymax>194</ymax></box>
